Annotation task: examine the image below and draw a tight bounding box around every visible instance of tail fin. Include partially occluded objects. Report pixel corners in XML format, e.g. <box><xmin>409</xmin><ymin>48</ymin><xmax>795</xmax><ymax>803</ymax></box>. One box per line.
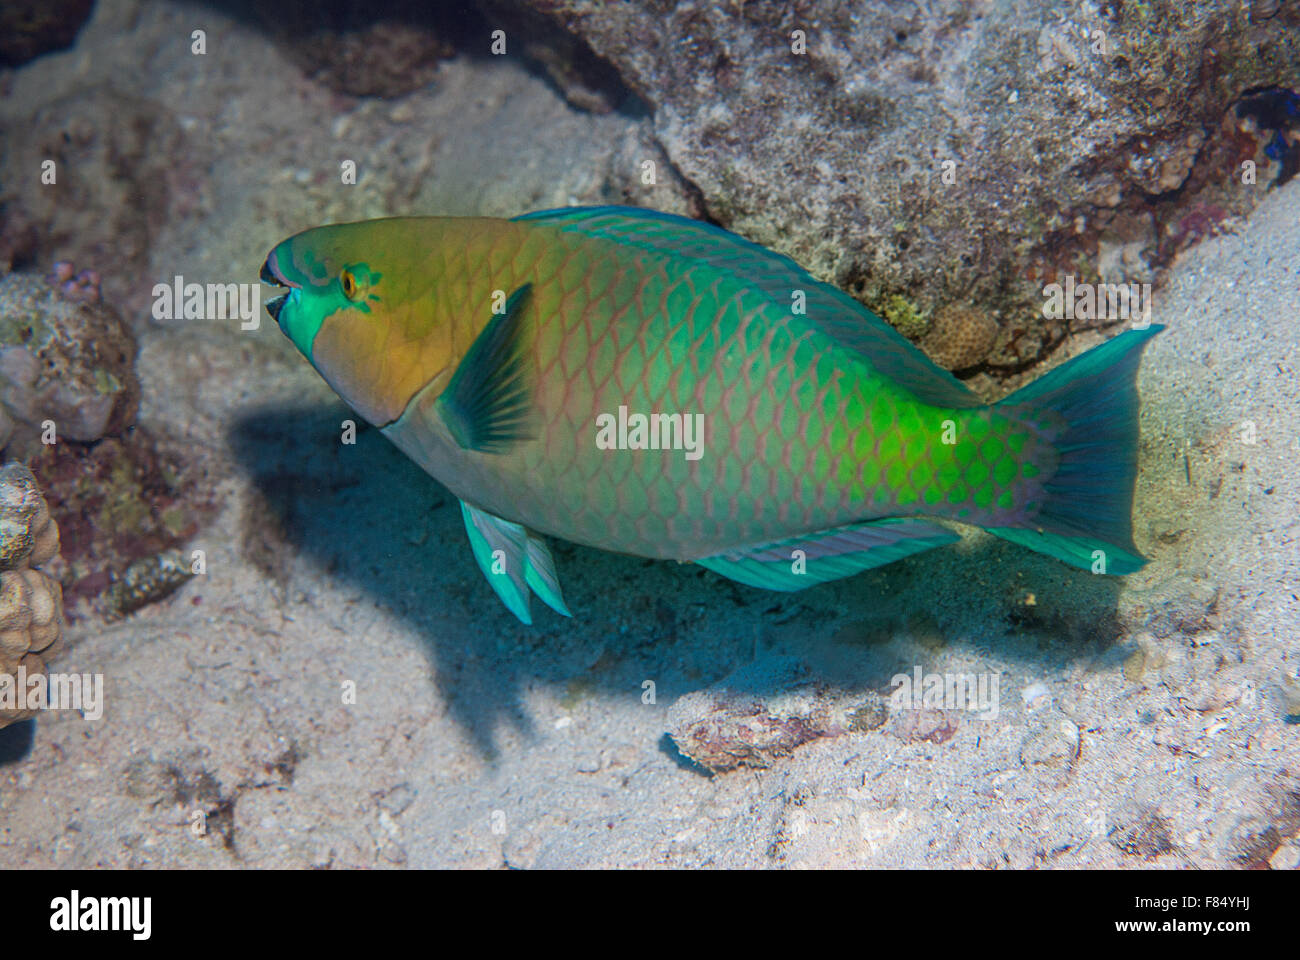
<box><xmin>985</xmin><ymin>325</ymin><xmax>1163</xmax><ymax>575</ymax></box>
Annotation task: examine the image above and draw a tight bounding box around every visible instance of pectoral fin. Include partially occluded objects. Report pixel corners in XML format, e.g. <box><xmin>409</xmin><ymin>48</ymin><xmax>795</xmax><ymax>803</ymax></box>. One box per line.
<box><xmin>695</xmin><ymin>518</ymin><xmax>959</xmax><ymax>591</ymax></box>
<box><xmin>459</xmin><ymin>500</ymin><xmax>572</xmax><ymax>623</ymax></box>
<box><xmin>437</xmin><ymin>283</ymin><xmax>535</xmax><ymax>453</ymax></box>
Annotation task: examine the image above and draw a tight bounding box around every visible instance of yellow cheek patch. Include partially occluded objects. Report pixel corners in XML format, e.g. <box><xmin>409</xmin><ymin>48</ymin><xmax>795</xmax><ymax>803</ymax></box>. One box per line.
<box><xmin>311</xmin><ymin>298</ymin><xmax>457</xmax><ymax>427</ymax></box>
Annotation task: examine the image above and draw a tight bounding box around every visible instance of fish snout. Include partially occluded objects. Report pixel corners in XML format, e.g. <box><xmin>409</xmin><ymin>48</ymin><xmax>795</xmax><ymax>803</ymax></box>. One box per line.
<box><xmin>260</xmin><ymin>252</ymin><xmax>292</xmax><ymax>322</ymax></box>
<box><xmin>265</xmin><ymin>292</ymin><xmax>287</xmax><ymax>321</ymax></box>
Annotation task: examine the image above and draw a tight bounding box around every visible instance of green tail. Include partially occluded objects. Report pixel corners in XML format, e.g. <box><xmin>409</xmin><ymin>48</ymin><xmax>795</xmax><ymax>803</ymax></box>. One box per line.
<box><xmin>985</xmin><ymin>325</ymin><xmax>1163</xmax><ymax>575</ymax></box>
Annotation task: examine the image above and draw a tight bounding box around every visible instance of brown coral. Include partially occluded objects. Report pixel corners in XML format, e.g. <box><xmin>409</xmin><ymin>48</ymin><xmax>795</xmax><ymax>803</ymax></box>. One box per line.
<box><xmin>0</xmin><ymin>463</ymin><xmax>63</xmax><ymax>729</ymax></box>
<box><xmin>919</xmin><ymin>303</ymin><xmax>999</xmax><ymax>371</ymax></box>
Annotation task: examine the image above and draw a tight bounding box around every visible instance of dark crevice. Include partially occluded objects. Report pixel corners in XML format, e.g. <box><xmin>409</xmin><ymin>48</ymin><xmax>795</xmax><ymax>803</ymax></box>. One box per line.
<box><xmin>178</xmin><ymin>0</ymin><xmax>641</xmax><ymax>114</ymax></box>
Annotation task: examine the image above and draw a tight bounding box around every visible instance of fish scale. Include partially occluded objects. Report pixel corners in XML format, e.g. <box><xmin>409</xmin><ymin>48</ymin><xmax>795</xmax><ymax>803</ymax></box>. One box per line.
<box><xmin>264</xmin><ymin>206</ymin><xmax>1160</xmax><ymax>622</ymax></box>
<box><xmin>438</xmin><ymin>224</ymin><xmax>983</xmax><ymax>554</ymax></box>
<box><xmin>558</xmin><ymin>255</ymin><xmax>974</xmax><ymax>535</ymax></box>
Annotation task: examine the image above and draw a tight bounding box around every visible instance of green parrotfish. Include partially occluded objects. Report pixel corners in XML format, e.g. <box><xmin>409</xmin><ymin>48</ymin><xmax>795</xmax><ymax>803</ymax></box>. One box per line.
<box><xmin>261</xmin><ymin>207</ymin><xmax>1160</xmax><ymax>624</ymax></box>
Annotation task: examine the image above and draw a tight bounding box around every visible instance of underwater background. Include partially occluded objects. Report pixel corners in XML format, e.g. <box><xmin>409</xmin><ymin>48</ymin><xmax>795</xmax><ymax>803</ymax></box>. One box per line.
<box><xmin>0</xmin><ymin>0</ymin><xmax>1297</xmax><ymax>868</ymax></box>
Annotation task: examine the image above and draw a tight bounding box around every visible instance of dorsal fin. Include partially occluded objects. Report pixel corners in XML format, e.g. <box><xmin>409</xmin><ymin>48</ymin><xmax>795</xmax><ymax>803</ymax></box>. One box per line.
<box><xmin>514</xmin><ymin>206</ymin><xmax>981</xmax><ymax>408</ymax></box>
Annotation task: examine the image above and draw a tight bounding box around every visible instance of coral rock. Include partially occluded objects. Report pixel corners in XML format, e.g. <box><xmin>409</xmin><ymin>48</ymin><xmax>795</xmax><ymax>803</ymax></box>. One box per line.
<box><xmin>0</xmin><ymin>463</ymin><xmax>64</xmax><ymax>729</ymax></box>
<box><xmin>0</xmin><ymin>89</ymin><xmax>188</xmax><ymax>311</ymax></box>
<box><xmin>511</xmin><ymin>0</ymin><xmax>1300</xmax><ymax>367</ymax></box>
<box><xmin>666</xmin><ymin>656</ymin><xmax>879</xmax><ymax>773</ymax></box>
<box><xmin>0</xmin><ymin>272</ymin><xmax>139</xmax><ymax>449</ymax></box>
<box><xmin>920</xmin><ymin>303</ymin><xmax>999</xmax><ymax>371</ymax></box>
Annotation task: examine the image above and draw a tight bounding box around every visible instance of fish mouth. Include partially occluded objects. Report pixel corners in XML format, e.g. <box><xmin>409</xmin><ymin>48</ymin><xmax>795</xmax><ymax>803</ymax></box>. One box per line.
<box><xmin>265</xmin><ymin>291</ymin><xmax>288</xmax><ymax>321</ymax></box>
<box><xmin>260</xmin><ymin>251</ymin><xmax>295</xmax><ymax>322</ymax></box>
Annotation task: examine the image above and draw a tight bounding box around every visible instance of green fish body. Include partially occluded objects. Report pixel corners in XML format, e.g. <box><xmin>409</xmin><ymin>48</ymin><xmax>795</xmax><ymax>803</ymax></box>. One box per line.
<box><xmin>262</xmin><ymin>207</ymin><xmax>1160</xmax><ymax>623</ymax></box>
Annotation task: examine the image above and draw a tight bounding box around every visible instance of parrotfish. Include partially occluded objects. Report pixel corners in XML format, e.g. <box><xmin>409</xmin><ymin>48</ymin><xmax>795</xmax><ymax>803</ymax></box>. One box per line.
<box><xmin>261</xmin><ymin>207</ymin><xmax>1160</xmax><ymax>624</ymax></box>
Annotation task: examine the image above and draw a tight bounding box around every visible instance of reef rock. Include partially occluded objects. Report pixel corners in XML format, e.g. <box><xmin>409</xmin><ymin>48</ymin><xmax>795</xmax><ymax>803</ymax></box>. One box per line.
<box><xmin>666</xmin><ymin>656</ymin><xmax>887</xmax><ymax>773</ymax></box>
<box><xmin>0</xmin><ymin>271</ymin><xmax>139</xmax><ymax>450</ymax></box>
<box><xmin>0</xmin><ymin>463</ymin><xmax>63</xmax><ymax>729</ymax></box>
<box><xmin>515</xmin><ymin>0</ymin><xmax>1300</xmax><ymax>364</ymax></box>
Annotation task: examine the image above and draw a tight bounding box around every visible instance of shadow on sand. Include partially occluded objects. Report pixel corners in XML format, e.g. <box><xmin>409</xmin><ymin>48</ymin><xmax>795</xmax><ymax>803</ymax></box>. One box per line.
<box><xmin>226</xmin><ymin>401</ymin><xmax>1125</xmax><ymax>759</ymax></box>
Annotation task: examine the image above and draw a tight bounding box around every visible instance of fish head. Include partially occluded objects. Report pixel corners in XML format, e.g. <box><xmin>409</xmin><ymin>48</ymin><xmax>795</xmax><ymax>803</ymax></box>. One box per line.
<box><xmin>261</xmin><ymin>218</ymin><xmax>456</xmax><ymax>426</ymax></box>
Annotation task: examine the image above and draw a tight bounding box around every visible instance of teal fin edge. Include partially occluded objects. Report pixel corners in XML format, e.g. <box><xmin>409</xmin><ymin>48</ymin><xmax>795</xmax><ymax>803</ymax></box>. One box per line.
<box><xmin>985</xmin><ymin>527</ymin><xmax>1147</xmax><ymax>575</ymax></box>
<box><xmin>695</xmin><ymin>517</ymin><xmax>959</xmax><ymax>592</ymax></box>
<box><xmin>459</xmin><ymin>501</ymin><xmax>572</xmax><ymax>623</ymax></box>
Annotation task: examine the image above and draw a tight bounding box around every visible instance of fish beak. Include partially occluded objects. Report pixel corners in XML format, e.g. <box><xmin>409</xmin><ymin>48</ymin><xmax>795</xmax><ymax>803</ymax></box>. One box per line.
<box><xmin>260</xmin><ymin>252</ymin><xmax>292</xmax><ymax>323</ymax></box>
<box><xmin>265</xmin><ymin>292</ymin><xmax>287</xmax><ymax>321</ymax></box>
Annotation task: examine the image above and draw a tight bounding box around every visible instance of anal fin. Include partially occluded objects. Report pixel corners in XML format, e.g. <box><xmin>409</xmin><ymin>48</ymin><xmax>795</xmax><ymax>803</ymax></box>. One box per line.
<box><xmin>695</xmin><ymin>518</ymin><xmax>959</xmax><ymax>592</ymax></box>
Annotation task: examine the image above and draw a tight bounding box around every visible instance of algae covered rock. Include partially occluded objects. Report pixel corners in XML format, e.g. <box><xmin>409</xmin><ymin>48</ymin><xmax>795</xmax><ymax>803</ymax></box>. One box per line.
<box><xmin>0</xmin><ymin>271</ymin><xmax>139</xmax><ymax>449</ymax></box>
<box><xmin>29</xmin><ymin>431</ymin><xmax>210</xmax><ymax>615</ymax></box>
<box><xmin>0</xmin><ymin>462</ymin><xmax>64</xmax><ymax>729</ymax></box>
<box><xmin>0</xmin><ymin>272</ymin><xmax>208</xmax><ymax>617</ymax></box>
<box><xmin>666</xmin><ymin>656</ymin><xmax>884</xmax><ymax>773</ymax></box>
<box><xmin>514</xmin><ymin>0</ymin><xmax>1300</xmax><ymax>364</ymax></box>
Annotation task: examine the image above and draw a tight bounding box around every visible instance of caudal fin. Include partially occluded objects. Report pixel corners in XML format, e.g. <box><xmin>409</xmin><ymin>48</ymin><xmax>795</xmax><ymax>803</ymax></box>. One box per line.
<box><xmin>985</xmin><ymin>325</ymin><xmax>1162</xmax><ymax>575</ymax></box>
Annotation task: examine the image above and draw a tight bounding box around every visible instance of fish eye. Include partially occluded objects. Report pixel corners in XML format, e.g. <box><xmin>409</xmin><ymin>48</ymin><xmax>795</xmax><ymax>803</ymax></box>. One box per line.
<box><xmin>340</xmin><ymin>269</ymin><xmax>359</xmax><ymax>300</ymax></box>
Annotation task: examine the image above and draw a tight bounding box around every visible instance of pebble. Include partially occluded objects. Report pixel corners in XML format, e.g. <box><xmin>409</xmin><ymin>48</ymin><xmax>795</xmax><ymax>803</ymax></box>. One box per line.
<box><xmin>1020</xmin><ymin>682</ymin><xmax>1051</xmax><ymax>708</ymax></box>
<box><xmin>1019</xmin><ymin>712</ymin><xmax>1080</xmax><ymax>769</ymax></box>
<box><xmin>1269</xmin><ymin>842</ymin><xmax>1300</xmax><ymax>870</ymax></box>
<box><xmin>376</xmin><ymin>782</ymin><xmax>414</xmax><ymax>816</ymax></box>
